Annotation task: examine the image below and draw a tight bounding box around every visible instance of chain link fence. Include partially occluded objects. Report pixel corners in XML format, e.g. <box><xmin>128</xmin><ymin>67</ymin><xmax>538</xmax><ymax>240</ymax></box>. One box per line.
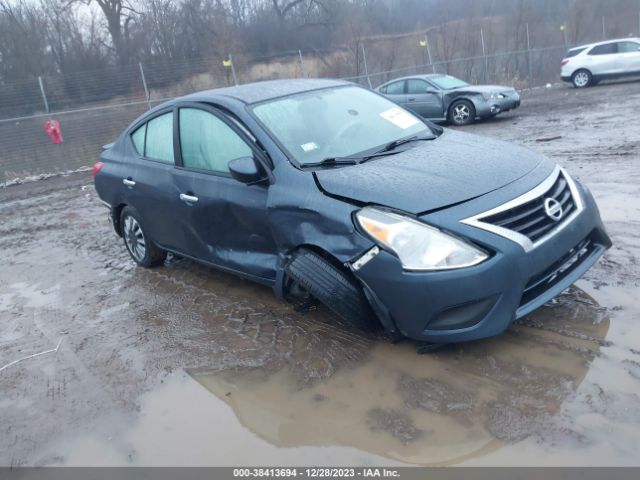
<box><xmin>1</xmin><ymin>14</ymin><xmax>639</xmax><ymax>186</ymax></box>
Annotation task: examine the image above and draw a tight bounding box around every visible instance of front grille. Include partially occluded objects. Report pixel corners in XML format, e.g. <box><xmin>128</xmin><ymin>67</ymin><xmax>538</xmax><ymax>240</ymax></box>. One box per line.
<box><xmin>519</xmin><ymin>234</ymin><xmax>594</xmax><ymax>307</ymax></box>
<box><xmin>481</xmin><ymin>171</ymin><xmax>576</xmax><ymax>243</ymax></box>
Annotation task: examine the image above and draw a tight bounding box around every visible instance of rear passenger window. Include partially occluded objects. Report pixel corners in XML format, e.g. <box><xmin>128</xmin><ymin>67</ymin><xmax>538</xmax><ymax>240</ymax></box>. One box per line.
<box><xmin>145</xmin><ymin>112</ymin><xmax>174</xmax><ymax>163</ymax></box>
<box><xmin>589</xmin><ymin>43</ymin><xmax>617</xmax><ymax>55</ymax></box>
<box><xmin>384</xmin><ymin>81</ymin><xmax>405</xmax><ymax>95</ymax></box>
<box><xmin>131</xmin><ymin>125</ymin><xmax>145</xmax><ymax>155</ymax></box>
<box><xmin>179</xmin><ymin>108</ymin><xmax>253</xmax><ymax>174</ymax></box>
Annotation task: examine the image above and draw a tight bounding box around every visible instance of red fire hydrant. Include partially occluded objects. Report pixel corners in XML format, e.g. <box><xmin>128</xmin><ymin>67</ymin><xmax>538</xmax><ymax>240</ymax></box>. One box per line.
<box><xmin>44</xmin><ymin>119</ymin><xmax>63</xmax><ymax>144</ymax></box>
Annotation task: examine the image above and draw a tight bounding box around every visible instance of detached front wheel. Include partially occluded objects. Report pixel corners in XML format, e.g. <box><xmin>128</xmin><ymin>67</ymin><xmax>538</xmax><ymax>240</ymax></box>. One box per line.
<box><xmin>448</xmin><ymin>100</ymin><xmax>476</xmax><ymax>126</ymax></box>
<box><xmin>120</xmin><ymin>206</ymin><xmax>166</xmax><ymax>267</ymax></box>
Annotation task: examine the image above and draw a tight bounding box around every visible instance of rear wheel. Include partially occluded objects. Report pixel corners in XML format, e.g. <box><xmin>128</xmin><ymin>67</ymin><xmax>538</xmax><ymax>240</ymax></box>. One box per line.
<box><xmin>120</xmin><ymin>206</ymin><xmax>166</xmax><ymax>268</ymax></box>
<box><xmin>448</xmin><ymin>100</ymin><xmax>475</xmax><ymax>126</ymax></box>
<box><xmin>285</xmin><ymin>249</ymin><xmax>379</xmax><ymax>332</ymax></box>
<box><xmin>572</xmin><ymin>69</ymin><xmax>592</xmax><ymax>88</ymax></box>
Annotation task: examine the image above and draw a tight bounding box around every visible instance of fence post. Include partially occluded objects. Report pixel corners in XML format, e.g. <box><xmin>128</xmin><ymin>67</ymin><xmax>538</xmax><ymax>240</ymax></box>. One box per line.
<box><xmin>480</xmin><ymin>28</ymin><xmax>488</xmax><ymax>83</ymax></box>
<box><xmin>425</xmin><ymin>33</ymin><xmax>435</xmax><ymax>73</ymax></box>
<box><xmin>602</xmin><ymin>16</ymin><xmax>606</xmax><ymax>39</ymax></box>
<box><xmin>229</xmin><ymin>55</ymin><xmax>238</xmax><ymax>86</ymax></box>
<box><xmin>38</xmin><ymin>76</ymin><xmax>50</xmax><ymax>114</ymax></box>
<box><xmin>139</xmin><ymin>62</ymin><xmax>151</xmax><ymax>110</ymax></box>
<box><xmin>361</xmin><ymin>42</ymin><xmax>372</xmax><ymax>89</ymax></box>
<box><xmin>298</xmin><ymin>49</ymin><xmax>307</xmax><ymax>77</ymax></box>
<box><xmin>526</xmin><ymin>23</ymin><xmax>532</xmax><ymax>88</ymax></box>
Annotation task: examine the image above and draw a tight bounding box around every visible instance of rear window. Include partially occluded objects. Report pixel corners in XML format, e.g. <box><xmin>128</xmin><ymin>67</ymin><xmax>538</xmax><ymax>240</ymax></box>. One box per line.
<box><xmin>567</xmin><ymin>47</ymin><xmax>587</xmax><ymax>57</ymax></box>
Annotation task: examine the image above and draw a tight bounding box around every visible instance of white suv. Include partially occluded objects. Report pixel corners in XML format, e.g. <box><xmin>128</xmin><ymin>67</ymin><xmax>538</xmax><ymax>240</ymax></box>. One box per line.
<box><xmin>561</xmin><ymin>38</ymin><xmax>640</xmax><ymax>87</ymax></box>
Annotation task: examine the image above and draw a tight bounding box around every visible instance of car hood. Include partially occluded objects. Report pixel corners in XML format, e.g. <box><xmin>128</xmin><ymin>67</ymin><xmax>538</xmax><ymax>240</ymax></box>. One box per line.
<box><xmin>314</xmin><ymin>129</ymin><xmax>546</xmax><ymax>214</ymax></box>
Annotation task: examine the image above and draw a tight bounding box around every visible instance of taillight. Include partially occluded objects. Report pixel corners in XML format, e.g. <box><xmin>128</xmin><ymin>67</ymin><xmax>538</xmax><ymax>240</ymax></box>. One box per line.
<box><xmin>561</xmin><ymin>58</ymin><xmax>569</xmax><ymax>66</ymax></box>
<box><xmin>92</xmin><ymin>161</ymin><xmax>105</xmax><ymax>178</ymax></box>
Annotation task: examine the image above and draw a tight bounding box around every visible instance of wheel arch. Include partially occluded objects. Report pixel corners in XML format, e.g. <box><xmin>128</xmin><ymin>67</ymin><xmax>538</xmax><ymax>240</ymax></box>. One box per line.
<box><xmin>111</xmin><ymin>203</ymin><xmax>127</xmax><ymax>237</ymax></box>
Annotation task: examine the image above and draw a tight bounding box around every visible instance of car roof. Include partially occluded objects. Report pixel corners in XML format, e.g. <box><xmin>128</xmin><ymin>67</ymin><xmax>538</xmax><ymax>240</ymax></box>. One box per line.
<box><xmin>377</xmin><ymin>73</ymin><xmax>452</xmax><ymax>88</ymax></box>
<box><xmin>177</xmin><ymin>78</ymin><xmax>351</xmax><ymax>105</ymax></box>
<box><xmin>570</xmin><ymin>37</ymin><xmax>640</xmax><ymax>50</ymax></box>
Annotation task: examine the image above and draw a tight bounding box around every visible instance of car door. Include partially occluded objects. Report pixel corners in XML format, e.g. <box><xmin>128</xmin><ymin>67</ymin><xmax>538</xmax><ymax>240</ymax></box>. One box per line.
<box><xmin>124</xmin><ymin>109</ymin><xmax>184</xmax><ymax>251</ymax></box>
<box><xmin>405</xmin><ymin>78</ymin><xmax>443</xmax><ymax>118</ymax></box>
<box><xmin>379</xmin><ymin>80</ymin><xmax>407</xmax><ymax>106</ymax></box>
<box><xmin>615</xmin><ymin>41</ymin><xmax>640</xmax><ymax>73</ymax></box>
<box><xmin>170</xmin><ymin>103</ymin><xmax>278</xmax><ymax>281</ymax></box>
<box><xmin>587</xmin><ymin>42</ymin><xmax>618</xmax><ymax>74</ymax></box>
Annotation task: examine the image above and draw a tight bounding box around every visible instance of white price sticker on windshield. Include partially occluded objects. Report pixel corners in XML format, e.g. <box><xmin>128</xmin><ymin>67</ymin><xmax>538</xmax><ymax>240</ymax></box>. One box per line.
<box><xmin>379</xmin><ymin>107</ymin><xmax>420</xmax><ymax>129</ymax></box>
<box><xmin>300</xmin><ymin>142</ymin><xmax>318</xmax><ymax>152</ymax></box>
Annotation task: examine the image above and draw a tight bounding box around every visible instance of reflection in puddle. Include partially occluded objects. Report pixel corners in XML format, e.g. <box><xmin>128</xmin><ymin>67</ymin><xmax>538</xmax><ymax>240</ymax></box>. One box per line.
<box><xmin>192</xmin><ymin>288</ymin><xmax>609</xmax><ymax>466</ymax></box>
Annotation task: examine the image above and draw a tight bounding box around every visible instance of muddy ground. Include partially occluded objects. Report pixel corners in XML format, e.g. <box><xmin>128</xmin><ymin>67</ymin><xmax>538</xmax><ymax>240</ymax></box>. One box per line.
<box><xmin>1</xmin><ymin>80</ymin><xmax>639</xmax><ymax>467</ymax></box>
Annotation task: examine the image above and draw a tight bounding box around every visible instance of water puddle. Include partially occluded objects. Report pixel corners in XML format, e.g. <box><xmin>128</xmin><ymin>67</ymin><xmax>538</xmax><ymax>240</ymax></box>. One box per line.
<box><xmin>37</xmin><ymin>288</ymin><xmax>613</xmax><ymax>466</ymax></box>
<box><xmin>191</xmin><ymin>288</ymin><xmax>609</xmax><ymax>466</ymax></box>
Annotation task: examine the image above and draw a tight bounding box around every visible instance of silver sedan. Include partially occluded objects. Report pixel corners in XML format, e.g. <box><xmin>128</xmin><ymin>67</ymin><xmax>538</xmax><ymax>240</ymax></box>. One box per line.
<box><xmin>376</xmin><ymin>74</ymin><xmax>520</xmax><ymax>126</ymax></box>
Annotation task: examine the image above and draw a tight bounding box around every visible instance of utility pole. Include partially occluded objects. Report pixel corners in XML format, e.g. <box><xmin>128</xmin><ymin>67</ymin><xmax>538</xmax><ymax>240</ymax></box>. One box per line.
<box><xmin>480</xmin><ymin>28</ymin><xmax>488</xmax><ymax>83</ymax></box>
<box><xmin>526</xmin><ymin>23</ymin><xmax>532</xmax><ymax>88</ymax></box>
<box><xmin>139</xmin><ymin>62</ymin><xmax>151</xmax><ymax>110</ymax></box>
<box><xmin>38</xmin><ymin>76</ymin><xmax>49</xmax><ymax>114</ymax></box>
<box><xmin>361</xmin><ymin>42</ymin><xmax>372</xmax><ymax>89</ymax></box>
<box><xmin>298</xmin><ymin>50</ymin><xmax>307</xmax><ymax>77</ymax></box>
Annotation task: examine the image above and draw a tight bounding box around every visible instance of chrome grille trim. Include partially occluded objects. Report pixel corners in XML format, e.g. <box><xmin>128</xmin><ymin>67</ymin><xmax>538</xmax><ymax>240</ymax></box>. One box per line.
<box><xmin>460</xmin><ymin>166</ymin><xmax>584</xmax><ymax>252</ymax></box>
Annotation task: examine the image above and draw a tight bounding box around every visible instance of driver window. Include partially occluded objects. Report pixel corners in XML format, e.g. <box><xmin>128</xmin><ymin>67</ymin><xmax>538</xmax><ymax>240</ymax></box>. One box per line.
<box><xmin>179</xmin><ymin>108</ymin><xmax>253</xmax><ymax>174</ymax></box>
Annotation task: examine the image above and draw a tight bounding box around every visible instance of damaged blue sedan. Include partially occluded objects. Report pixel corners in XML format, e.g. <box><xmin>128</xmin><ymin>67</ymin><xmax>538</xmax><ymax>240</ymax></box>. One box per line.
<box><xmin>94</xmin><ymin>79</ymin><xmax>611</xmax><ymax>349</ymax></box>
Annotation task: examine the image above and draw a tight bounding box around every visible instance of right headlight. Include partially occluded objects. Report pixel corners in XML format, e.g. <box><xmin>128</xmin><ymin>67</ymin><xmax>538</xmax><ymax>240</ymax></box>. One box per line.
<box><xmin>355</xmin><ymin>207</ymin><xmax>489</xmax><ymax>271</ymax></box>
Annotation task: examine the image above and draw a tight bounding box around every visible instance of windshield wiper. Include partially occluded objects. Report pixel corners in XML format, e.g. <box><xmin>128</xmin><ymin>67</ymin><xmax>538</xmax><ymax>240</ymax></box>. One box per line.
<box><xmin>301</xmin><ymin>133</ymin><xmax>437</xmax><ymax>168</ymax></box>
<box><xmin>358</xmin><ymin>133</ymin><xmax>436</xmax><ymax>164</ymax></box>
<box><xmin>300</xmin><ymin>157</ymin><xmax>360</xmax><ymax>168</ymax></box>
<box><xmin>376</xmin><ymin>133</ymin><xmax>436</xmax><ymax>155</ymax></box>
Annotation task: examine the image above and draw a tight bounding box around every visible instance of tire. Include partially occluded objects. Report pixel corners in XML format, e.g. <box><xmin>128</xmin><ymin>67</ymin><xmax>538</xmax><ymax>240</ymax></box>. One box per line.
<box><xmin>285</xmin><ymin>249</ymin><xmax>379</xmax><ymax>332</ymax></box>
<box><xmin>572</xmin><ymin>69</ymin><xmax>592</xmax><ymax>88</ymax></box>
<box><xmin>120</xmin><ymin>206</ymin><xmax>166</xmax><ymax>268</ymax></box>
<box><xmin>448</xmin><ymin>100</ymin><xmax>476</xmax><ymax>126</ymax></box>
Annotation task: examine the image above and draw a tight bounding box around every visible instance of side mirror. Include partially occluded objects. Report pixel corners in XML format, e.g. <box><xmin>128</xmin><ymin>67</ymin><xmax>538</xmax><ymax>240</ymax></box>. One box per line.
<box><xmin>228</xmin><ymin>156</ymin><xmax>267</xmax><ymax>184</ymax></box>
<box><xmin>425</xmin><ymin>88</ymin><xmax>439</xmax><ymax>94</ymax></box>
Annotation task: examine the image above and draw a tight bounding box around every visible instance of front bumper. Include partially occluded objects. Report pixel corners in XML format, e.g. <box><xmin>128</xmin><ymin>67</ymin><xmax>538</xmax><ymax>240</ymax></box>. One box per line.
<box><xmin>352</xmin><ymin>181</ymin><xmax>611</xmax><ymax>343</ymax></box>
<box><xmin>476</xmin><ymin>94</ymin><xmax>521</xmax><ymax>117</ymax></box>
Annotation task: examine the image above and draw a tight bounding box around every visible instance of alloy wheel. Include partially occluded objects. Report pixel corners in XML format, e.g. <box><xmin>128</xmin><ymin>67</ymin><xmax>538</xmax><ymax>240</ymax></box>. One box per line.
<box><xmin>574</xmin><ymin>71</ymin><xmax>590</xmax><ymax>88</ymax></box>
<box><xmin>124</xmin><ymin>215</ymin><xmax>146</xmax><ymax>262</ymax></box>
<box><xmin>453</xmin><ymin>104</ymin><xmax>470</xmax><ymax>124</ymax></box>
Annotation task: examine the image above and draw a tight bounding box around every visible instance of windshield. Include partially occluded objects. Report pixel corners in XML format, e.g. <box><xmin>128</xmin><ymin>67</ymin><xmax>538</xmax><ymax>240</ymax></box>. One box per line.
<box><xmin>429</xmin><ymin>75</ymin><xmax>469</xmax><ymax>90</ymax></box>
<box><xmin>252</xmin><ymin>86</ymin><xmax>430</xmax><ymax>166</ymax></box>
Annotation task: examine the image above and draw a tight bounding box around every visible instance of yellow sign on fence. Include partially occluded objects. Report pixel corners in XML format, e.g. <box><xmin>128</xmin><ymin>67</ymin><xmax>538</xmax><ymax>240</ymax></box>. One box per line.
<box><xmin>419</xmin><ymin>39</ymin><xmax>427</xmax><ymax>47</ymax></box>
<box><xmin>223</xmin><ymin>59</ymin><xmax>232</xmax><ymax>67</ymax></box>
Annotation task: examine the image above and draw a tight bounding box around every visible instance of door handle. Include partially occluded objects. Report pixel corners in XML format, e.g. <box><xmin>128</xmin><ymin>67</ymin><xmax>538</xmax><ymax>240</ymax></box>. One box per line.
<box><xmin>122</xmin><ymin>178</ymin><xmax>136</xmax><ymax>187</ymax></box>
<box><xmin>179</xmin><ymin>193</ymin><xmax>199</xmax><ymax>203</ymax></box>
